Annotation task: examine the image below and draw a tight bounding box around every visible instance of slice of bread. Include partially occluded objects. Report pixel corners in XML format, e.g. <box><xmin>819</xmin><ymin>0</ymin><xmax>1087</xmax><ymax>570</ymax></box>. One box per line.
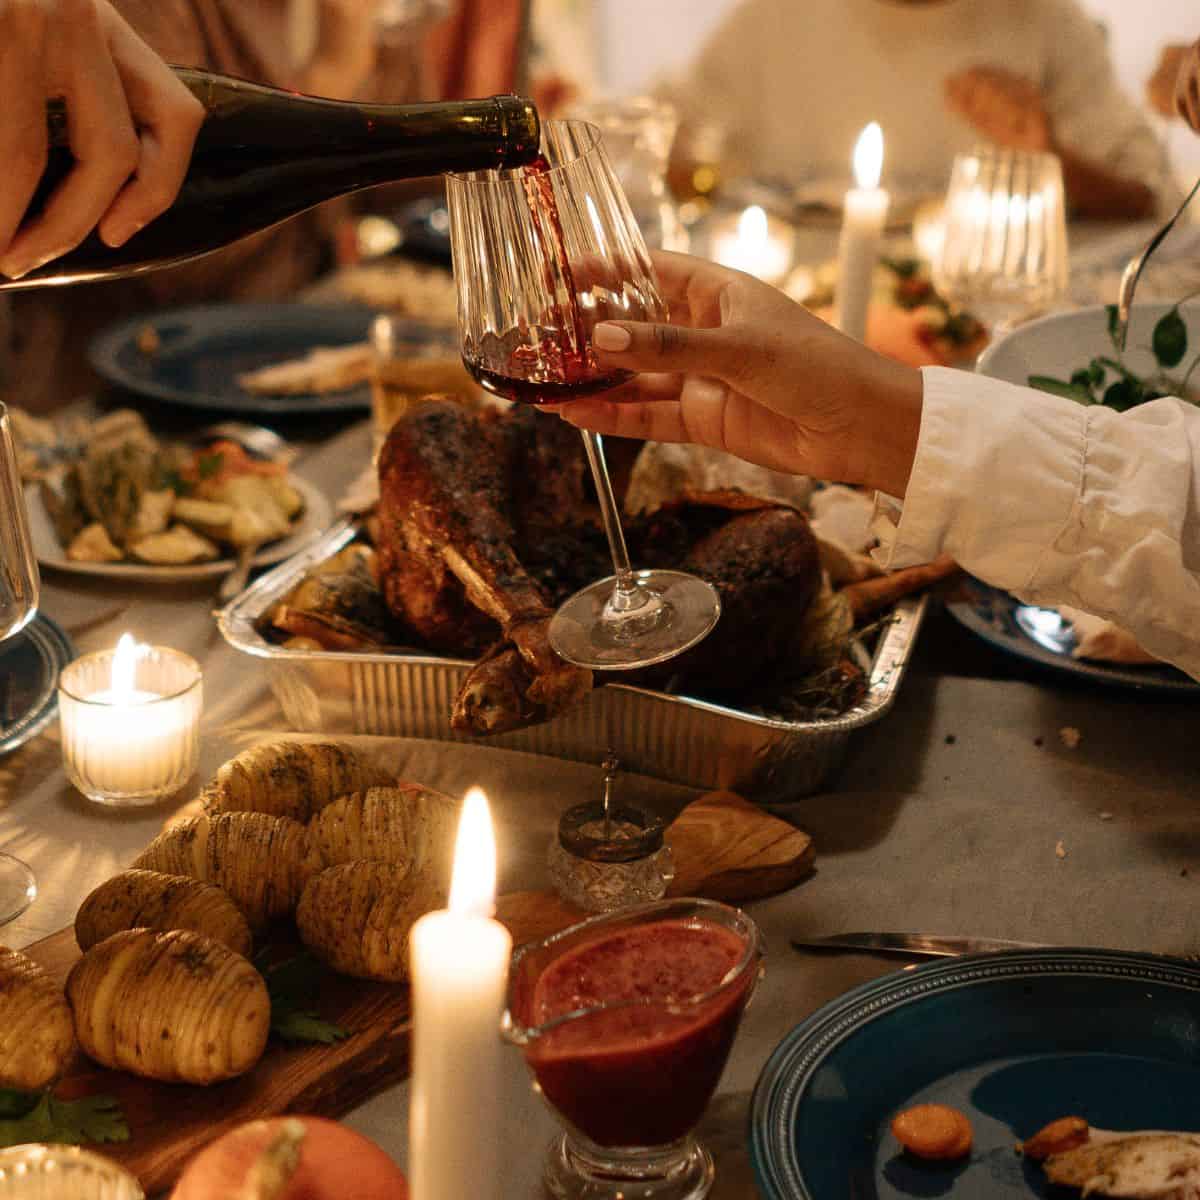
<box><xmin>1044</xmin><ymin>1132</ymin><xmax>1200</xmax><ymax>1198</ymax></box>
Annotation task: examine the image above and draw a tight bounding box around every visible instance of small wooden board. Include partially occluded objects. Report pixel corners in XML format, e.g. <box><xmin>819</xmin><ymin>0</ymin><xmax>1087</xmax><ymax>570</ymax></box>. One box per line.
<box><xmin>24</xmin><ymin>792</ymin><xmax>812</xmax><ymax>1194</ymax></box>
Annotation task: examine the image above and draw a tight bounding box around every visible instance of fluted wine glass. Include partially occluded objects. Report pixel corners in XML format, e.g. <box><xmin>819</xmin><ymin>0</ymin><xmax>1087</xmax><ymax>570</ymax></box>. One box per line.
<box><xmin>0</xmin><ymin>403</ymin><xmax>40</xmax><ymax>925</ymax></box>
<box><xmin>933</xmin><ymin>146</ymin><xmax>1068</xmax><ymax>340</ymax></box>
<box><xmin>446</xmin><ymin>119</ymin><xmax>721</xmax><ymax>670</ymax></box>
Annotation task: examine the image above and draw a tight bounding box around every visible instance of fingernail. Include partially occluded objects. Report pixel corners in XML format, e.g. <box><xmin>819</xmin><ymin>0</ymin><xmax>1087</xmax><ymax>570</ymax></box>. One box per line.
<box><xmin>2</xmin><ymin>250</ymin><xmax>57</xmax><ymax>280</ymax></box>
<box><xmin>102</xmin><ymin>221</ymin><xmax>142</xmax><ymax>249</ymax></box>
<box><xmin>593</xmin><ymin>323</ymin><xmax>631</xmax><ymax>352</ymax></box>
<box><xmin>0</xmin><ymin>261</ymin><xmax>29</xmax><ymax>281</ymax></box>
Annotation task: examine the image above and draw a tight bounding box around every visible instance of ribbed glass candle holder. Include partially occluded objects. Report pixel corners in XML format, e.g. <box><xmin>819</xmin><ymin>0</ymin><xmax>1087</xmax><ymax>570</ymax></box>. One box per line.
<box><xmin>58</xmin><ymin>645</ymin><xmax>202</xmax><ymax>807</ymax></box>
<box><xmin>0</xmin><ymin>1145</ymin><xmax>143</xmax><ymax>1199</ymax></box>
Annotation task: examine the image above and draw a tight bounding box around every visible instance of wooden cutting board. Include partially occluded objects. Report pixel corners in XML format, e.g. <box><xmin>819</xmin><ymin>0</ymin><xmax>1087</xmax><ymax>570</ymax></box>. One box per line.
<box><xmin>24</xmin><ymin>791</ymin><xmax>812</xmax><ymax>1195</ymax></box>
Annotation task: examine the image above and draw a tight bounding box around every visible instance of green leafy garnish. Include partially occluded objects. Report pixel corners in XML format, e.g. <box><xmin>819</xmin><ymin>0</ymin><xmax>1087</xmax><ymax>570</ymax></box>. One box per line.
<box><xmin>1106</xmin><ymin>303</ymin><xmax>1122</xmax><ymax>350</ymax></box>
<box><xmin>0</xmin><ymin>1091</ymin><xmax>129</xmax><ymax>1148</ymax></box>
<box><xmin>1028</xmin><ymin>375</ymin><xmax>1095</xmax><ymax>404</ymax></box>
<box><xmin>1103</xmin><ymin>378</ymin><xmax>1145</xmax><ymax>411</ymax></box>
<box><xmin>1153</xmin><ymin>307</ymin><xmax>1188</xmax><ymax>368</ymax></box>
<box><xmin>259</xmin><ymin>951</ymin><xmax>349</xmax><ymax>1046</ymax></box>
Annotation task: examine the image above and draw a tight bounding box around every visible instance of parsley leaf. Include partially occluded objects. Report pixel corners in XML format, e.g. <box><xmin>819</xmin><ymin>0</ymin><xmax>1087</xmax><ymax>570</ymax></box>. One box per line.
<box><xmin>196</xmin><ymin>451</ymin><xmax>224</xmax><ymax>480</ymax></box>
<box><xmin>0</xmin><ymin>1092</ymin><xmax>129</xmax><ymax>1148</ymax></box>
<box><xmin>259</xmin><ymin>951</ymin><xmax>349</xmax><ymax>1046</ymax></box>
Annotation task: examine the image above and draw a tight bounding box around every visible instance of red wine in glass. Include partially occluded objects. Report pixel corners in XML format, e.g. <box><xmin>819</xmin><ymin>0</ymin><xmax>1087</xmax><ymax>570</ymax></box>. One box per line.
<box><xmin>446</xmin><ymin>121</ymin><xmax>721</xmax><ymax>670</ymax></box>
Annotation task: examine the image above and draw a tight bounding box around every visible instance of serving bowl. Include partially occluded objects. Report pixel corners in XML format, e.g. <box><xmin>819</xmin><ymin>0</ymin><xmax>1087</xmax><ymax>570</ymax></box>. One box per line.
<box><xmin>977</xmin><ymin>301</ymin><xmax>1199</xmax><ymax>396</ymax></box>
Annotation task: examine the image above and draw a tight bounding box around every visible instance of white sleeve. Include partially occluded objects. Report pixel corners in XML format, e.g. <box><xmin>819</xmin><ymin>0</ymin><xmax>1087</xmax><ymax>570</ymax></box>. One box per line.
<box><xmin>872</xmin><ymin>366</ymin><xmax>1200</xmax><ymax>679</ymax></box>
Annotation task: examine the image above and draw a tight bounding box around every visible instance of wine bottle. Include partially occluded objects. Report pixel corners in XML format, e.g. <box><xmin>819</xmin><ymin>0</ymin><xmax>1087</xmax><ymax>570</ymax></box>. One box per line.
<box><xmin>2</xmin><ymin>68</ymin><xmax>540</xmax><ymax>290</ymax></box>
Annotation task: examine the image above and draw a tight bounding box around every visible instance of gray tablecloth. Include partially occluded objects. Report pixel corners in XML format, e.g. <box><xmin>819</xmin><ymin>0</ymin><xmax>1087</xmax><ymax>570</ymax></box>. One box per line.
<box><xmin>2</xmin><ymin>413</ymin><xmax>1196</xmax><ymax>1198</ymax></box>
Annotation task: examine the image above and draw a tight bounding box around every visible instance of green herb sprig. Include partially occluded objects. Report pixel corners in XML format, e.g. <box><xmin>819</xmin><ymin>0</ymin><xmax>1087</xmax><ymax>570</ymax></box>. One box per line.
<box><xmin>1030</xmin><ymin>299</ymin><xmax>1200</xmax><ymax>411</ymax></box>
<box><xmin>0</xmin><ymin>1090</ymin><xmax>129</xmax><ymax>1148</ymax></box>
<box><xmin>258</xmin><ymin>951</ymin><xmax>350</xmax><ymax>1046</ymax></box>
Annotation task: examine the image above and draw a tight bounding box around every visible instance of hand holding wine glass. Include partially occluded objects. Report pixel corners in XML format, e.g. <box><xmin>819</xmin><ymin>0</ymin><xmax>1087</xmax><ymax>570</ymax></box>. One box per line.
<box><xmin>446</xmin><ymin>120</ymin><xmax>721</xmax><ymax>670</ymax></box>
<box><xmin>0</xmin><ymin>0</ymin><xmax>204</xmax><ymax>279</ymax></box>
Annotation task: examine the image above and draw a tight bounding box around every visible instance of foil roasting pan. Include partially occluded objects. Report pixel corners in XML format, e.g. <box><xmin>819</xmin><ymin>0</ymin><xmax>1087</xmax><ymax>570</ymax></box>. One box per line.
<box><xmin>218</xmin><ymin>520</ymin><xmax>927</xmax><ymax>803</ymax></box>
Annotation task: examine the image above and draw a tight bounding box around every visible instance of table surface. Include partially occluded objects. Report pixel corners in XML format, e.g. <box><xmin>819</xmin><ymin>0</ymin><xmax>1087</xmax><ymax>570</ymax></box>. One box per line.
<box><xmin>3</xmin><ymin>223</ymin><xmax>1198</xmax><ymax>1197</ymax></box>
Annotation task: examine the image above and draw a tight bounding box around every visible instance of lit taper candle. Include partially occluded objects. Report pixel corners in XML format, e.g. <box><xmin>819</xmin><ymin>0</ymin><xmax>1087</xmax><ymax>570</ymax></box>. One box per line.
<box><xmin>409</xmin><ymin>787</ymin><xmax>512</xmax><ymax>1200</ymax></box>
<box><xmin>833</xmin><ymin>122</ymin><xmax>890</xmax><ymax>343</ymax></box>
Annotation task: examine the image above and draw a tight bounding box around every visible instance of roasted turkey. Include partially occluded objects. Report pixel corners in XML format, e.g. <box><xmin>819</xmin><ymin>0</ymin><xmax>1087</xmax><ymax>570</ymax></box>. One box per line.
<box><xmin>375</xmin><ymin>399</ymin><xmax>823</xmax><ymax>735</ymax></box>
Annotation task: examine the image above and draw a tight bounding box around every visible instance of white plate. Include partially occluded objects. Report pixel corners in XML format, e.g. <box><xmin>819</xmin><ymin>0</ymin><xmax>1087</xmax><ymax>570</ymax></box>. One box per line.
<box><xmin>27</xmin><ymin>475</ymin><xmax>331</xmax><ymax>582</ymax></box>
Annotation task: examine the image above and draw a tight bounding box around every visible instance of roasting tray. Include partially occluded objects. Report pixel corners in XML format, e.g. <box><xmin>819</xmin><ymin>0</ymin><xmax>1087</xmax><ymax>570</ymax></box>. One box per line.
<box><xmin>217</xmin><ymin>519</ymin><xmax>928</xmax><ymax>802</ymax></box>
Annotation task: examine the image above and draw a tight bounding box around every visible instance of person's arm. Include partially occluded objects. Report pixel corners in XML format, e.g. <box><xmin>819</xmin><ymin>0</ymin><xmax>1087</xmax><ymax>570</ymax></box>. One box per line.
<box><xmin>944</xmin><ymin>66</ymin><xmax>1156</xmax><ymax>221</ymax></box>
<box><xmin>873</xmin><ymin>371</ymin><xmax>1200</xmax><ymax>679</ymax></box>
<box><xmin>561</xmin><ymin>252</ymin><xmax>1200</xmax><ymax>680</ymax></box>
<box><xmin>0</xmin><ymin>0</ymin><xmax>203</xmax><ymax>280</ymax></box>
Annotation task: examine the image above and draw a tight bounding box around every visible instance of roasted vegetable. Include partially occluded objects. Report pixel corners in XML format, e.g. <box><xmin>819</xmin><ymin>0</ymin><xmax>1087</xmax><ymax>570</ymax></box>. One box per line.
<box><xmin>129</xmin><ymin>524</ymin><xmax>221</xmax><ymax>565</ymax></box>
<box><xmin>308</xmin><ymin>785</ymin><xmax>459</xmax><ymax>889</ymax></box>
<box><xmin>134</xmin><ymin>812</ymin><xmax>324</xmax><ymax>930</ymax></box>
<box><xmin>75</xmin><ymin>869</ymin><xmax>252</xmax><ymax>957</ymax></box>
<box><xmin>0</xmin><ymin>946</ymin><xmax>75</xmax><ymax>1091</ymax></box>
<box><xmin>66</xmin><ymin>522</ymin><xmax>123</xmax><ymax>563</ymax></box>
<box><xmin>199</xmin><ymin>740</ymin><xmax>393</xmax><ymax>823</ymax></box>
<box><xmin>67</xmin><ymin>929</ymin><xmax>269</xmax><ymax>1084</ymax></box>
<box><xmin>296</xmin><ymin>862</ymin><xmax>444</xmax><ymax>982</ymax></box>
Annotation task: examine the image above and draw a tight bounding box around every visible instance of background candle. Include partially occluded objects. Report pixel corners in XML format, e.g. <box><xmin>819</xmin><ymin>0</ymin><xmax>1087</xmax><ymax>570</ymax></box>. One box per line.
<box><xmin>409</xmin><ymin>788</ymin><xmax>511</xmax><ymax>1200</ymax></box>
<box><xmin>710</xmin><ymin>205</ymin><xmax>794</xmax><ymax>283</ymax></box>
<box><xmin>58</xmin><ymin>635</ymin><xmax>202</xmax><ymax>807</ymax></box>
<box><xmin>833</xmin><ymin>122</ymin><xmax>890</xmax><ymax>343</ymax></box>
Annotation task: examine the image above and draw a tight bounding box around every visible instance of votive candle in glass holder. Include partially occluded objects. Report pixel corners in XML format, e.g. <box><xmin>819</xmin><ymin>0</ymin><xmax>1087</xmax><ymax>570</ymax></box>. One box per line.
<box><xmin>0</xmin><ymin>1144</ymin><xmax>143</xmax><ymax>1198</ymax></box>
<box><xmin>58</xmin><ymin>634</ymin><xmax>202</xmax><ymax>807</ymax></box>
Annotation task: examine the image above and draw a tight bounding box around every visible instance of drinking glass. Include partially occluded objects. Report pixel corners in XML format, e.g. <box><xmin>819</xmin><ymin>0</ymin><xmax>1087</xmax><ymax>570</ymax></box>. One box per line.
<box><xmin>446</xmin><ymin>119</ymin><xmax>721</xmax><ymax>670</ymax></box>
<box><xmin>0</xmin><ymin>403</ymin><xmax>39</xmax><ymax>924</ymax></box>
<box><xmin>503</xmin><ymin>897</ymin><xmax>764</xmax><ymax>1200</ymax></box>
<box><xmin>933</xmin><ymin>146</ymin><xmax>1068</xmax><ymax>339</ymax></box>
<box><xmin>567</xmin><ymin>97</ymin><xmax>686</xmax><ymax>251</ymax></box>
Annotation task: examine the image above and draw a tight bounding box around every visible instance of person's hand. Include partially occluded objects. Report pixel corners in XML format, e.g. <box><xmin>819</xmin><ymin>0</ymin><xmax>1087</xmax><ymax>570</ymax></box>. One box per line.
<box><xmin>0</xmin><ymin>0</ymin><xmax>204</xmax><ymax>281</ymax></box>
<box><xmin>1147</xmin><ymin>44</ymin><xmax>1189</xmax><ymax>118</ymax></box>
<box><xmin>555</xmin><ymin>251</ymin><xmax>924</xmax><ymax>498</ymax></box>
<box><xmin>944</xmin><ymin>66</ymin><xmax>1053</xmax><ymax>153</ymax></box>
<box><xmin>1175</xmin><ymin>38</ymin><xmax>1200</xmax><ymax>132</ymax></box>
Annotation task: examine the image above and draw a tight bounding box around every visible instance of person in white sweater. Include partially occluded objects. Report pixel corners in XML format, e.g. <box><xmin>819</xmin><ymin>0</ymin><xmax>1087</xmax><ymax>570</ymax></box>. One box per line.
<box><xmin>553</xmin><ymin>248</ymin><xmax>1200</xmax><ymax>680</ymax></box>
<box><xmin>664</xmin><ymin>0</ymin><xmax>1173</xmax><ymax>220</ymax></box>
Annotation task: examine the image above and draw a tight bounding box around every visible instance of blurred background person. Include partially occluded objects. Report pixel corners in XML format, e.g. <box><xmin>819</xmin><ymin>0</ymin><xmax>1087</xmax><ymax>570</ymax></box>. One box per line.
<box><xmin>660</xmin><ymin>0</ymin><xmax>1174</xmax><ymax>222</ymax></box>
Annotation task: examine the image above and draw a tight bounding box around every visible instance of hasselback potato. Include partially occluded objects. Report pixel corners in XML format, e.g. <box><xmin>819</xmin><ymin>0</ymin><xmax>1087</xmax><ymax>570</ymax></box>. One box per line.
<box><xmin>134</xmin><ymin>812</ymin><xmax>324</xmax><ymax>930</ymax></box>
<box><xmin>307</xmin><ymin>784</ymin><xmax>458</xmax><ymax>887</ymax></box>
<box><xmin>0</xmin><ymin>946</ymin><xmax>75</xmax><ymax>1091</ymax></box>
<box><xmin>66</xmin><ymin>929</ymin><xmax>269</xmax><ymax>1084</ymax></box>
<box><xmin>296</xmin><ymin>862</ymin><xmax>444</xmax><ymax>982</ymax></box>
<box><xmin>75</xmin><ymin>868</ymin><xmax>252</xmax><ymax>957</ymax></box>
<box><xmin>199</xmin><ymin>740</ymin><xmax>393</xmax><ymax>822</ymax></box>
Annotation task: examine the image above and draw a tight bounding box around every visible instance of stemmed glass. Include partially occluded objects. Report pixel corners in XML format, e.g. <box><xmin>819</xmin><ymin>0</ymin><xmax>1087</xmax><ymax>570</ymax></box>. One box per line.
<box><xmin>446</xmin><ymin>119</ymin><xmax>721</xmax><ymax>670</ymax></box>
<box><xmin>933</xmin><ymin>146</ymin><xmax>1069</xmax><ymax>341</ymax></box>
<box><xmin>0</xmin><ymin>403</ymin><xmax>40</xmax><ymax>924</ymax></box>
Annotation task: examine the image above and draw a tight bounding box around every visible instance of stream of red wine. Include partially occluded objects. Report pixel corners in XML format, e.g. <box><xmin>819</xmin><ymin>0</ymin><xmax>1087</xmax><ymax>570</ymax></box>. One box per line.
<box><xmin>465</xmin><ymin>155</ymin><xmax>632</xmax><ymax>406</ymax></box>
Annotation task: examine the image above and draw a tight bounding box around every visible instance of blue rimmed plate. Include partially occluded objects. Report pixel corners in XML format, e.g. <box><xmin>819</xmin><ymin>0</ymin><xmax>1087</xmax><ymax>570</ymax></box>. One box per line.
<box><xmin>0</xmin><ymin>613</ymin><xmax>74</xmax><ymax>755</ymax></box>
<box><xmin>945</xmin><ymin>576</ymin><xmax>1200</xmax><ymax>694</ymax></box>
<box><xmin>750</xmin><ymin>948</ymin><xmax>1200</xmax><ymax>1200</ymax></box>
<box><xmin>89</xmin><ymin>302</ymin><xmax>396</xmax><ymax>414</ymax></box>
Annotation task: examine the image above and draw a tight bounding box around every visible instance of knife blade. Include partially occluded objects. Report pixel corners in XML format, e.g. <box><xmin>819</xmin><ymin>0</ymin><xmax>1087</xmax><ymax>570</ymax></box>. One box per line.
<box><xmin>790</xmin><ymin>932</ymin><xmax>1048</xmax><ymax>959</ymax></box>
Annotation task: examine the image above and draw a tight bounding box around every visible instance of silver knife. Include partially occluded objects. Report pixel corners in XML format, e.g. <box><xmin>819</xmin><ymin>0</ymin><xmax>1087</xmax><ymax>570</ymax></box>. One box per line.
<box><xmin>790</xmin><ymin>932</ymin><xmax>1048</xmax><ymax>959</ymax></box>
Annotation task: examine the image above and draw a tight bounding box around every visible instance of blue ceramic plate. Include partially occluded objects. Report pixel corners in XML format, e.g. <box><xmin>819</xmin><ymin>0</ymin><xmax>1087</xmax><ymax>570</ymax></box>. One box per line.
<box><xmin>750</xmin><ymin>948</ymin><xmax>1200</xmax><ymax>1200</ymax></box>
<box><xmin>944</xmin><ymin>576</ymin><xmax>1200</xmax><ymax>694</ymax></box>
<box><xmin>0</xmin><ymin>613</ymin><xmax>74</xmax><ymax>756</ymax></box>
<box><xmin>90</xmin><ymin>303</ymin><xmax>403</xmax><ymax>414</ymax></box>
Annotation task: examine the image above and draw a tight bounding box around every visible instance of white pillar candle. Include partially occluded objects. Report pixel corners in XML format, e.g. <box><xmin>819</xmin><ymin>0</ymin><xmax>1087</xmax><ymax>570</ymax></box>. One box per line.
<box><xmin>58</xmin><ymin>634</ymin><xmax>202</xmax><ymax>807</ymax></box>
<box><xmin>410</xmin><ymin>787</ymin><xmax>512</xmax><ymax>1200</ymax></box>
<box><xmin>710</xmin><ymin>205</ymin><xmax>794</xmax><ymax>283</ymax></box>
<box><xmin>833</xmin><ymin>122</ymin><xmax>890</xmax><ymax>343</ymax></box>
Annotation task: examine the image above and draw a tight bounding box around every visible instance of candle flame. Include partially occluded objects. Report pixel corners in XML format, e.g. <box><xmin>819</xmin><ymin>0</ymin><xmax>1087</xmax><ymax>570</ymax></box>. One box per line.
<box><xmin>853</xmin><ymin>122</ymin><xmax>884</xmax><ymax>190</ymax></box>
<box><xmin>448</xmin><ymin>787</ymin><xmax>497</xmax><ymax>918</ymax></box>
<box><xmin>736</xmin><ymin>205</ymin><xmax>768</xmax><ymax>248</ymax></box>
<box><xmin>111</xmin><ymin>634</ymin><xmax>141</xmax><ymax>703</ymax></box>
